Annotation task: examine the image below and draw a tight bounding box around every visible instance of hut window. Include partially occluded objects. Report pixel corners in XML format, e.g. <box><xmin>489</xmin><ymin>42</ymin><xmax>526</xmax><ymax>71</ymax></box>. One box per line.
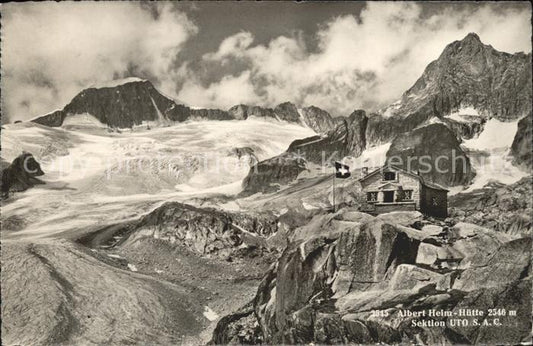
<box><xmin>403</xmin><ymin>190</ymin><xmax>413</xmax><ymax>200</ymax></box>
<box><xmin>367</xmin><ymin>192</ymin><xmax>378</xmax><ymax>202</ymax></box>
<box><xmin>383</xmin><ymin>172</ymin><xmax>396</xmax><ymax>181</ymax></box>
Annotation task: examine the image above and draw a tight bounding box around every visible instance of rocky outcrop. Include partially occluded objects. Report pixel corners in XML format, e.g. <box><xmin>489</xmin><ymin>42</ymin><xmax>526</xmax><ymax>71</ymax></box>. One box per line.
<box><xmin>449</xmin><ymin>177</ymin><xmax>532</xmax><ymax>235</ymax></box>
<box><xmin>440</xmin><ymin>116</ymin><xmax>486</xmax><ymax>140</ymax></box>
<box><xmin>118</xmin><ymin>202</ymin><xmax>279</xmax><ymax>258</ymax></box>
<box><xmin>214</xmin><ymin>210</ymin><xmax>531</xmax><ymax>344</ymax></box>
<box><xmin>189</xmin><ymin>108</ymin><xmax>233</xmax><ymax>120</ymax></box>
<box><xmin>1</xmin><ymin>152</ymin><xmax>45</xmax><ymax>197</ymax></box>
<box><xmin>240</xmin><ymin>110</ymin><xmax>367</xmax><ymax>194</ymax></box>
<box><xmin>299</xmin><ymin>106</ymin><xmax>336</xmax><ymax>134</ymax></box>
<box><xmin>385</xmin><ymin>123</ymin><xmax>474</xmax><ymax>187</ymax></box>
<box><xmin>226</xmin><ymin>102</ymin><xmax>337</xmax><ymax>134</ymax></box>
<box><xmin>32</xmin><ymin>110</ymin><xmax>66</xmax><ymax>127</ymax></box>
<box><xmin>209</xmin><ymin>302</ymin><xmax>263</xmax><ymax>344</ymax></box>
<box><xmin>227</xmin><ymin>105</ymin><xmax>276</xmax><ymax>120</ymax></box>
<box><xmin>511</xmin><ymin>113</ymin><xmax>532</xmax><ymax>168</ymax></box>
<box><xmin>226</xmin><ymin>104</ymin><xmax>248</xmax><ymax>120</ymax></box>
<box><xmin>287</xmin><ymin>110</ymin><xmax>367</xmax><ymax>164</ymax></box>
<box><xmin>241</xmin><ymin>154</ymin><xmax>307</xmax><ymax>195</ymax></box>
<box><xmin>274</xmin><ymin>102</ymin><xmax>301</xmax><ymax>123</ymax></box>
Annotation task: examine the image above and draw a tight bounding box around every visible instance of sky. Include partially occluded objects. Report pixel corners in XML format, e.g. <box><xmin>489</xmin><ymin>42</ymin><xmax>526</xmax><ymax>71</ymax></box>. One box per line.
<box><xmin>1</xmin><ymin>1</ymin><xmax>531</xmax><ymax>123</ymax></box>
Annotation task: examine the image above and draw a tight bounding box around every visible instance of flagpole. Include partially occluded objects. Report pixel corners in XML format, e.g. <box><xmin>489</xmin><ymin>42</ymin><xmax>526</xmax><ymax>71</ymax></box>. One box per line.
<box><xmin>332</xmin><ymin>166</ymin><xmax>336</xmax><ymax>213</ymax></box>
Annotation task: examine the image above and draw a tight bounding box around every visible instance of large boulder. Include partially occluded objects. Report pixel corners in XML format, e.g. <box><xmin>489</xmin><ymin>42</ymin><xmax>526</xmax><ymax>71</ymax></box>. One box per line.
<box><xmin>386</xmin><ymin>123</ymin><xmax>475</xmax><ymax>187</ymax></box>
<box><xmin>118</xmin><ymin>202</ymin><xmax>279</xmax><ymax>258</ymax></box>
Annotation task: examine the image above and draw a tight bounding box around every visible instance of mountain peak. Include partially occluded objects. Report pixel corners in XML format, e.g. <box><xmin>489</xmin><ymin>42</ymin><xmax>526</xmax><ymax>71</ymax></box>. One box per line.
<box><xmin>88</xmin><ymin>77</ymin><xmax>148</xmax><ymax>89</ymax></box>
<box><xmin>462</xmin><ymin>32</ymin><xmax>481</xmax><ymax>43</ymax></box>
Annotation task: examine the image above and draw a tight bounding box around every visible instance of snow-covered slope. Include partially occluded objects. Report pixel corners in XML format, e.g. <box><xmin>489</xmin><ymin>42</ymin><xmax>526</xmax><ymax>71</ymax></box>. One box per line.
<box><xmin>1</xmin><ymin>120</ymin><xmax>314</xmax><ymax>238</ymax></box>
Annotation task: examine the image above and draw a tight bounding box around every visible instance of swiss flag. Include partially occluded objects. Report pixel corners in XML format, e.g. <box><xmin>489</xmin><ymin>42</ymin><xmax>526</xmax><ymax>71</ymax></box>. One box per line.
<box><xmin>334</xmin><ymin>161</ymin><xmax>351</xmax><ymax>179</ymax></box>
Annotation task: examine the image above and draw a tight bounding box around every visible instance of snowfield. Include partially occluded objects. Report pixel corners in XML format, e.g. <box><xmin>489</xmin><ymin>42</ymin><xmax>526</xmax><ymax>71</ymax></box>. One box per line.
<box><xmin>460</xmin><ymin>118</ymin><xmax>527</xmax><ymax>192</ymax></box>
<box><xmin>446</xmin><ymin>106</ymin><xmax>482</xmax><ymax>122</ymax></box>
<box><xmin>1</xmin><ymin>119</ymin><xmax>314</xmax><ymax>239</ymax></box>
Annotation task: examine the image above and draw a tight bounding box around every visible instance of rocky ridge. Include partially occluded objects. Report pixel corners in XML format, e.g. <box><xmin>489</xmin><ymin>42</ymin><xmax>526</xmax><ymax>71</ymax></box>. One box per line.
<box><xmin>31</xmin><ymin>80</ymin><xmax>337</xmax><ymax>133</ymax></box>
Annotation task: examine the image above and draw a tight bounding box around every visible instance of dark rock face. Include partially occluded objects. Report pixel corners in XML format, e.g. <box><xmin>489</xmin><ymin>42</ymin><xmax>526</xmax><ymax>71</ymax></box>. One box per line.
<box><xmin>209</xmin><ymin>302</ymin><xmax>263</xmax><ymax>344</ymax></box>
<box><xmin>226</xmin><ymin>102</ymin><xmax>336</xmax><ymax>134</ymax></box>
<box><xmin>366</xmin><ymin>101</ymin><xmax>437</xmax><ymax>145</ymax></box>
<box><xmin>511</xmin><ymin>113</ymin><xmax>532</xmax><ymax>168</ymax></box>
<box><xmin>299</xmin><ymin>106</ymin><xmax>336</xmax><ymax>134</ymax></box>
<box><xmin>227</xmin><ymin>104</ymin><xmax>249</xmax><ymax>120</ymax></box>
<box><xmin>227</xmin><ymin>104</ymin><xmax>276</xmax><ymax>120</ymax></box>
<box><xmin>440</xmin><ymin>116</ymin><xmax>486</xmax><ymax>140</ymax></box>
<box><xmin>386</xmin><ymin>123</ymin><xmax>474</xmax><ymax>187</ymax></box>
<box><xmin>449</xmin><ymin>177</ymin><xmax>532</xmax><ymax>235</ymax></box>
<box><xmin>274</xmin><ymin>102</ymin><xmax>301</xmax><ymax>123</ymax></box>
<box><xmin>421</xmin><ymin>33</ymin><xmax>531</xmax><ymax>121</ymax></box>
<box><xmin>31</xmin><ymin>80</ymin><xmax>243</xmax><ymax>128</ymax></box>
<box><xmin>33</xmin><ymin>80</ymin><xmax>191</xmax><ymax>128</ymax></box>
<box><xmin>189</xmin><ymin>108</ymin><xmax>233</xmax><ymax>120</ymax></box>
<box><xmin>32</xmin><ymin>110</ymin><xmax>66</xmax><ymax>127</ymax></box>
<box><xmin>1</xmin><ymin>153</ymin><xmax>45</xmax><ymax>197</ymax></box>
<box><xmin>120</xmin><ymin>202</ymin><xmax>279</xmax><ymax>258</ymax></box>
<box><xmin>241</xmin><ymin>154</ymin><xmax>307</xmax><ymax>195</ymax></box>
<box><xmin>287</xmin><ymin>109</ymin><xmax>367</xmax><ymax>164</ymax></box>
<box><xmin>214</xmin><ymin>210</ymin><xmax>531</xmax><ymax>344</ymax></box>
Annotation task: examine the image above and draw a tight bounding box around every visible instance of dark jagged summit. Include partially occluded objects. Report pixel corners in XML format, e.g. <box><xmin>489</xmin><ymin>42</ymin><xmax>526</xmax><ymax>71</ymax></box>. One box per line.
<box><xmin>33</xmin><ymin>79</ymin><xmax>192</xmax><ymax>128</ymax></box>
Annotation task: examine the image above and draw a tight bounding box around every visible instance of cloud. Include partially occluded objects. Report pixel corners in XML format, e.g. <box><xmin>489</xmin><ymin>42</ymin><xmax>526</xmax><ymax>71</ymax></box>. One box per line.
<box><xmin>176</xmin><ymin>2</ymin><xmax>531</xmax><ymax>116</ymax></box>
<box><xmin>2</xmin><ymin>2</ymin><xmax>530</xmax><ymax>122</ymax></box>
<box><xmin>1</xmin><ymin>2</ymin><xmax>197</xmax><ymax>122</ymax></box>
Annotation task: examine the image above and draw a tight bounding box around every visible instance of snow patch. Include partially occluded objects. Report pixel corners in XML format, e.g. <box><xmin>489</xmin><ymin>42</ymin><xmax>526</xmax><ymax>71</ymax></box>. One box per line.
<box><xmin>463</xmin><ymin>118</ymin><xmax>518</xmax><ymax>150</ymax></box>
<box><xmin>89</xmin><ymin>77</ymin><xmax>146</xmax><ymax>89</ymax></box>
<box><xmin>302</xmin><ymin>202</ymin><xmax>319</xmax><ymax>210</ymax></box>
<box><xmin>62</xmin><ymin>113</ymin><xmax>106</xmax><ymax>128</ymax></box>
<box><xmin>382</xmin><ymin>100</ymin><xmax>402</xmax><ymax>118</ymax></box>
<box><xmin>203</xmin><ymin>306</ymin><xmax>219</xmax><ymax>321</ymax></box>
<box><xmin>349</xmin><ymin>142</ymin><xmax>391</xmax><ymax>170</ymax></box>
<box><xmin>446</xmin><ymin>106</ymin><xmax>480</xmax><ymax>123</ymax></box>
<box><xmin>457</xmin><ymin>118</ymin><xmax>526</xmax><ymax>193</ymax></box>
